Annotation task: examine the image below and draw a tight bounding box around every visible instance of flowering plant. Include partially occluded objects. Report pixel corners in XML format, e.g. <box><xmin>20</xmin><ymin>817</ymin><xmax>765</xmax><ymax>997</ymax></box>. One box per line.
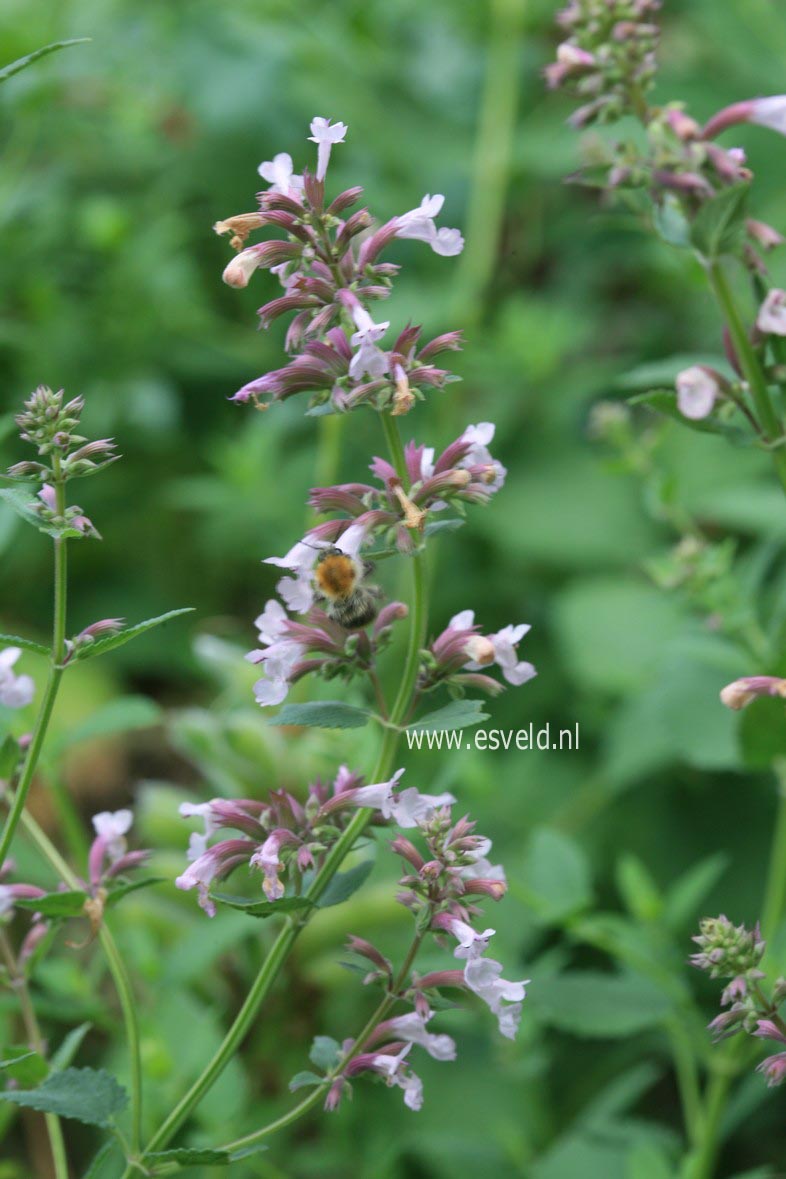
<box><xmin>0</xmin><ymin>115</ymin><xmax>534</xmax><ymax>1176</ymax></box>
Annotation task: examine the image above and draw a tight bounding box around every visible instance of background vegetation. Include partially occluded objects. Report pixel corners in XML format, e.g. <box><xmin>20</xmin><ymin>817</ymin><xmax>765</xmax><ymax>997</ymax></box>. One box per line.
<box><xmin>3</xmin><ymin>0</ymin><xmax>786</xmax><ymax>1175</ymax></box>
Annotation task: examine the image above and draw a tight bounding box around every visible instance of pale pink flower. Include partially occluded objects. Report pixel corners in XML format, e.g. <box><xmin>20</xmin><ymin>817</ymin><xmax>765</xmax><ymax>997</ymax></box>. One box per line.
<box><xmin>757</xmin><ymin>289</ymin><xmax>786</xmax><ymax>336</ymax></box>
<box><xmin>676</xmin><ymin>366</ymin><xmax>721</xmax><ymax>420</ymax></box>
<box><xmin>394</xmin><ymin>194</ymin><xmax>464</xmax><ymax>257</ymax></box>
<box><xmin>308</xmin><ymin>117</ymin><xmax>348</xmax><ymax>181</ymax></box>
<box><xmin>463</xmin><ymin>956</ymin><xmax>528</xmax><ymax>1040</ymax></box>
<box><xmin>387</xmin><ymin>1010</ymin><xmax>456</xmax><ymax>1062</ymax></box>
<box><xmin>257</xmin><ymin>152</ymin><xmax>303</xmax><ymax>195</ymax></box>
<box><xmin>0</xmin><ymin>648</ymin><xmax>34</xmax><ymax>709</ymax></box>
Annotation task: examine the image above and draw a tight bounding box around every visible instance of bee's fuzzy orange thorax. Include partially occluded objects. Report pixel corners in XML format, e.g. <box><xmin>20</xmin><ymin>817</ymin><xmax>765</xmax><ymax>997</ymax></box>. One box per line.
<box><xmin>315</xmin><ymin>554</ymin><xmax>357</xmax><ymax>599</ymax></box>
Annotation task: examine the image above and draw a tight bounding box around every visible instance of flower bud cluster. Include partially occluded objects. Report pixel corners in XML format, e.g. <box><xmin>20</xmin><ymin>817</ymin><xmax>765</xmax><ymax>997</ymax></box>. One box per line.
<box><xmin>546</xmin><ymin>0</ymin><xmax>661</xmax><ymax>125</ymax></box>
<box><xmin>9</xmin><ymin>385</ymin><xmax>117</xmax><ymax>484</ymax></box>
<box><xmin>690</xmin><ymin>915</ymin><xmax>765</xmax><ymax>980</ymax></box>
<box><xmin>176</xmin><ymin>765</ymin><xmax>399</xmax><ymax>915</ymax></box>
<box><xmin>215</xmin><ymin>118</ymin><xmax>464</xmax><ymax>414</ymax></box>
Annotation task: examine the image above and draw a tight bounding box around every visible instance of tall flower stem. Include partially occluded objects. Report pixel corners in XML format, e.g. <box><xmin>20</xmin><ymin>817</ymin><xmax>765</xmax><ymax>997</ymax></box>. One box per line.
<box><xmin>126</xmin><ymin>415</ymin><xmax>428</xmax><ymax>1173</ymax></box>
<box><xmin>18</xmin><ymin>809</ymin><xmax>144</xmax><ymax>1155</ymax></box>
<box><xmin>219</xmin><ymin>929</ymin><xmax>427</xmax><ymax>1155</ymax></box>
<box><xmin>0</xmin><ymin>930</ymin><xmax>68</xmax><ymax>1179</ymax></box>
<box><xmin>707</xmin><ymin>260</ymin><xmax>786</xmax><ymax>497</ymax></box>
<box><xmin>0</xmin><ymin>480</ymin><xmax>67</xmax><ymax>868</ymax></box>
<box><xmin>683</xmin><ymin>763</ymin><xmax>786</xmax><ymax>1179</ymax></box>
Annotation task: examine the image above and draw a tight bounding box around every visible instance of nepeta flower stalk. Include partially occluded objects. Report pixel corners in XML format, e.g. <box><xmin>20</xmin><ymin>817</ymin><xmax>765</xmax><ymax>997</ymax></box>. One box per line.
<box><xmin>119</xmin><ymin>115</ymin><xmax>534</xmax><ymax>1171</ymax></box>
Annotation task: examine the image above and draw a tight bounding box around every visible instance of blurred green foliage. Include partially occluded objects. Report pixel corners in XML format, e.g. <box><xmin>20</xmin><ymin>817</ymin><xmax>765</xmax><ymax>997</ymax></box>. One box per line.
<box><xmin>4</xmin><ymin>0</ymin><xmax>786</xmax><ymax>1175</ymax></box>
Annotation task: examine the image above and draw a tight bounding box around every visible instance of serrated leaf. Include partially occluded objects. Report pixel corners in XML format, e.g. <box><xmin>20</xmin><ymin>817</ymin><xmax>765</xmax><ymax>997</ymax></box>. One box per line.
<box><xmin>317</xmin><ymin>859</ymin><xmax>374</xmax><ymax>908</ymax></box>
<box><xmin>269</xmin><ymin>701</ymin><xmax>370</xmax><ymax>729</ymax></box>
<box><xmin>309</xmin><ymin>1035</ymin><xmax>341</xmax><ymax>1071</ymax></box>
<box><xmin>0</xmin><ymin>1047</ymin><xmax>48</xmax><ymax>1085</ymax></box>
<box><xmin>71</xmin><ymin>609</ymin><xmax>194</xmax><ymax>662</ymax></box>
<box><xmin>690</xmin><ymin>183</ymin><xmax>750</xmax><ymax>259</ymax></box>
<box><xmin>51</xmin><ymin>1023</ymin><xmax>92</xmax><ymax>1070</ymax></box>
<box><xmin>0</xmin><ymin>1066</ymin><xmax>127</xmax><ymax>1126</ymax></box>
<box><xmin>14</xmin><ymin>890</ymin><xmax>87</xmax><ymax>918</ymax></box>
<box><xmin>0</xmin><ymin>39</ymin><xmax>90</xmax><ymax>85</ymax></box>
<box><xmin>408</xmin><ymin>698</ymin><xmax>490</xmax><ymax>733</ymax></box>
<box><xmin>289</xmin><ymin>1069</ymin><xmax>324</xmax><ymax>1092</ymax></box>
<box><xmin>0</xmin><ymin>633</ymin><xmax>49</xmax><ymax>657</ymax></box>
<box><xmin>210</xmin><ymin>892</ymin><xmax>315</xmax><ymax>918</ymax></box>
<box><xmin>105</xmin><ymin>877</ymin><xmax>164</xmax><ymax>909</ymax></box>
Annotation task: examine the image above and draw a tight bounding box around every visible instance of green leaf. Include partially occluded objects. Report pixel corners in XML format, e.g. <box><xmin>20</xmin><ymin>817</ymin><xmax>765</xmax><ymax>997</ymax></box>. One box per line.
<box><xmin>269</xmin><ymin>701</ymin><xmax>370</xmax><ymax>729</ymax></box>
<box><xmin>408</xmin><ymin>698</ymin><xmax>490</xmax><ymax>733</ymax></box>
<box><xmin>615</xmin><ymin>854</ymin><xmax>662</xmax><ymax>922</ymax></box>
<box><xmin>71</xmin><ymin>609</ymin><xmax>194</xmax><ymax>662</ymax></box>
<box><xmin>146</xmin><ymin>1148</ymin><xmax>231</xmax><ymax>1167</ymax></box>
<box><xmin>51</xmin><ymin>1023</ymin><xmax>92</xmax><ymax>1070</ymax></box>
<box><xmin>519</xmin><ymin>828</ymin><xmax>594</xmax><ymax>924</ymax></box>
<box><xmin>81</xmin><ymin>1140</ymin><xmax>121</xmax><ymax>1178</ymax></box>
<box><xmin>628</xmin><ymin>389</ymin><xmax>753</xmax><ymax>445</ymax></box>
<box><xmin>13</xmin><ymin>890</ymin><xmax>88</xmax><ymax>918</ymax></box>
<box><xmin>739</xmin><ymin>695</ymin><xmax>786</xmax><ymax>769</ymax></box>
<box><xmin>0</xmin><ymin>633</ymin><xmax>49</xmax><ymax>657</ymax></box>
<box><xmin>53</xmin><ymin>696</ymin><xmax>163</xmax><ymax>752</ymax></box>
<box><xmin>317</xmin><ymin>859</ymin><xmax>374</xmax><ymax>908</ymax></box>
<box><xmin>663</xmin><ymin>853</ymin><xmax>729</xmax><ymax>932</ymax></box>
<box><xmin>0</xmin><ymin>487</ymin><xmax>67</xmax><ymax>538</ymax></box>
<box><xmin>210</xmin><ymin>892</ymin><xmax>315</xmax><ymax>919</ymax></box>
<box><xmin>0</xmin><ymin>1047</ymin><xmax>48</xmax><ymax>1085</ymax></box>
<box><xmin>0</xmin><ymin>39</ymin><xmax>90</xmax><ymax>85</ymax></box>
<box><xmin>309</xmin><ymin>1035</ymin><xmax>341</xmax><ymax>1071</ymax></box>
<box><xmin>652</xmin><ymin>195</ymin><xmax>690</xmax><ymax>248</ymax></box>
<box><xmin>423</xmin><ymin>518</ymin><xmax>465</xmax><ymax>537</ymax></box>
<box><xmin>0</xmin><ymin>735</ymin><xmax>19</xmax><ymax>779</ymax></box>
<box><xmin>289</xmin><ymin>1069</ymin><xmax>324</xmax><ymax>1092</ymax></box>
<box><xmin>0</xmin><ymin>1066</ymin><xmax>127</xmax><ymax>1126</ymax></box>
<box><xmin>689</xmin><ymin>183</ymin><xmax>750</xmax><ymax>259</ymax></box>
<box><xmin>105</xmin><ymin>877</ymin><xmax>165</xmax><ymax>909</ymax></box>
<box><xmin>531</xmin><ymin>971</ymin><xmax>672</xmax><ymax>1037</ymax></box>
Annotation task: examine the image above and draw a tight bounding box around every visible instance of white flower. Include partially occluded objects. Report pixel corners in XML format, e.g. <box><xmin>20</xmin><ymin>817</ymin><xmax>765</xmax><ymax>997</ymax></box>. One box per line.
<box><xmin>371</xmin><ymin>1044</ymin><xmax>424</xmax><ymax>1111</ymax></box>
<box><xmin>757</xmin><ymin>289</ymin><xmax>786</xmax><ymax>337</ymax></box>
<box><xmin>461</xmin><ymin>422</ymin><xmax>506</xmax><ymax>490</ymax></box>
<box><xmin>394</xmin><ymin>194</ymin><xmax>464</xmax><ymax>257</ymax></box>
<box><xmin>0</xmin><ymin>885</ymin><xmax>14</xmax><ymax>917</ymax></box>
<box><xmin>222</xmin><ymin>247</ymin><xmax>263</xmax><ymax>289</ymax></box>
<box><xmin>179</xmin><ymin>801</ymin><xmax>218</xmax><ymax>862</ymax></box>
<box><xmin>257</xmin><ymin>152</ymin><xmax>303</xmax><ymax>195</ymax></box>
<box><xmin>443</xmin><ymin>916</ymin><xmax>496</xmax><ymax>960</ymax></box>
<box><xmin>750</xmin><ymin>97</ymin><xmax>786</xmax><ymax>137</ymax></box>
<box><xmin>349</xmin><ymin>304</ymin><xmax>390</xmax><ymax>381</ymax></box>
<box><xmin>463</xmin><ymin>956</ymin><xmax>528</xmax><ymax>1040</ymax></box>
<box><xmin>449</xmin><ymin>611</ymin><xmax>535</xmax><ymax>686</ymax></box>
<box><xmin>254</xmin><ymin>599</ymin><xmax>290</xmax><ymax>645</ymax></box>
<box><xmin>249</xmin><ymin>833</ymin><xmax>286</xmax><ymax>900</ymax></box>
<box><xmin>92</xmin><ymin>809</ymin><xmax>133</xmax><ymax>861</ymax></box>
<box><xmin>248</xmin><ymin>639</ymin><xmax>305</xmax><ymax>708</ymax></box>
<box><xmin>675</xmin><ymin>366</ymin><xmax>721</xmax><ymax>419</ymax></box>
<box><xmin>308</xmin><ymin>117</ymin><xmax>348</xmax><ymax>181</ymax></box>
<box><xmin>348</xmin><ymin>771</ymin><xmax>455</xmax><ymax>828</ymax></box>
<box><xmin>388</xmin><ymin>1010</ymin><xmax>456</xmax><ymax>1061</ymax></box>
<box><xmin>0</xmin><ymin>648</ymin><xmax>34</xmax><ymax>710</ymax></box>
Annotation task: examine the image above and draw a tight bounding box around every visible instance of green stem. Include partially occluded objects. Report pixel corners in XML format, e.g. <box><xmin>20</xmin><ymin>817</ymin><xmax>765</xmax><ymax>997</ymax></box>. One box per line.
<box><xmin>761</xmin><ymin>761</ymin><xmax>786</xmax><ymax>940</ymax></box>
<box><xmin>222</xmin><ymin>929</ymin><xmax>426</xmax><ymax>1154</ymax></box>
<box><xmin>0</xmin><ymin>931</ymin><xmax>68</xmax><ymax>1179</ymax></box>
<box><xmin>684</xmin><ymin>764</ymin><xmax>786</xmax><ymax>1179</ymax></box>
<box><xmin>128</xmin><ymin>415</ymin><xmax>428</xmax><ymax>1172</ymax></box>
<box><xmin>707</xmin><ymin>260</ymin><xmax>786</xmax><ymax>496</ymax></box>
<box><xmin>0</xmin><ymin>482</ymin><xmax>67</xmax><ymax>868</ymax></box>
<box><xmin>19</xmin><ymin>810</ymin><xmax>144</xmax><ymax>1154</ymax></box>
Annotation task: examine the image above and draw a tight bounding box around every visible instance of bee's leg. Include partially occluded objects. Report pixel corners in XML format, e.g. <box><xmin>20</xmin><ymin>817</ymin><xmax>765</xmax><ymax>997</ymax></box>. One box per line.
<box><xmin>362</xmin><ymin>559</ymin><xmax>376</xmax><ymax>577</ymax></box>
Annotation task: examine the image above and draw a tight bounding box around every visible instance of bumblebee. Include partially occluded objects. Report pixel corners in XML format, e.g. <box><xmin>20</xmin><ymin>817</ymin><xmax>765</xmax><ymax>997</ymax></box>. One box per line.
<box><xmin>313</xmin><ymin>546</ymin><xmax>382</xmax><ymax>629</ymax></box>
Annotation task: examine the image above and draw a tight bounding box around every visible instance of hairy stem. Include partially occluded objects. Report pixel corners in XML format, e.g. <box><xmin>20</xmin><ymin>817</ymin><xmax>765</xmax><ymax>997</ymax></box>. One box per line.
<box><xmin>0</xmin><ymin>930</ymin><xmax>68</xmax><ymax>1179</ymax></box>
<box><xmin>127</xmin><ymin>415</ymin><xmax>428</xmax><ymax>1171</ymax></box>
<box><xmin>707</xmin><ymin>260</ymin><xmax>786</xmax><ymax>496</ymax></box>
<box><xmin>0</xmin><ymin>482</ymin><xmax>67</xmax><ymax>867</ymax></box>
<box><xmin>221</xmin><ymin>930</ymin><xmax>427</xmax><ymax>1154</ymax></box>
<box><xmin>18</xmin><ymin>810</ymin><xmax>144</xmax><ymax>1154</ymax></box>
